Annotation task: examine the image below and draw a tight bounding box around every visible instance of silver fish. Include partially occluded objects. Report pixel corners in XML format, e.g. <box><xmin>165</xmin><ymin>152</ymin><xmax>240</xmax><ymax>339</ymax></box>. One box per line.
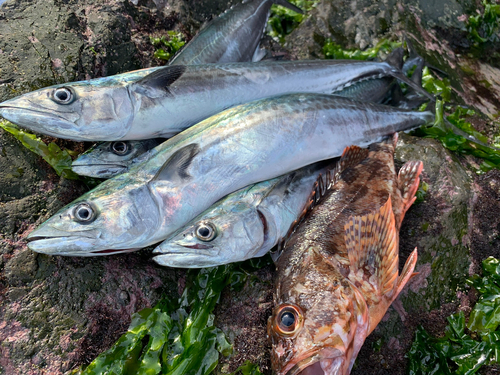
<box><xmin>0</xmin><ymin>59</ymin><xmax>432</xmax><ymax>141</ymax></box>
<box><xmin>71</xmin><ymin>139</ymin><xmax>165</xmax><ymax>178</ymax></box>
<box><xmin>152</xmin><ymin>160</ymin><xmax>333</xmax><ymax>268</ymax></box>
<box><xmin>26</xmin><ymin>93</ymin><xmax>433</xmax><ymax>256</ymax></box>
<box><xmin>169</xmin><ymin>0</ymin><xmax>302</xmax><ymax>65</ymax></box>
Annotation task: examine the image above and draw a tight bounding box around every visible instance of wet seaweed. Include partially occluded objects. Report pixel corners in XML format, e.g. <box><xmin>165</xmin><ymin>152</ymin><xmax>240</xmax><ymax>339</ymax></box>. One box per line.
<box><xmin>151</xmin><ymin>32</ymin><xmax>186</xmax><ymax>62</ymax></box>
<box><xmin>228</xmin><ymin>361</ymin><xmax>263</xmax><ymax>375</ymax></box>
<box><xmin>72</xmin><ymin>266</ymin><xmax>232</xmax><ymax>375</ymax></box>
<box><xmin>322</xmin><ymin>39</ymin><xmax>402</xmax><ymax>60</ymax></box>
<box><xmin>267</xmin><ymin>0</ymin><xmax>319</xmax><ymax>44</ymax></box>
<box><xmin>71</xmin><ymin>257</ymin><xmax>273</xmax><ymax>375</ymax></box>
<box><xmin>0</xmin><ymin>119</ymin><xmax>79</xmax><ymax>179</ymax></box>
<box><xmin>466</xmin><ymin>0</ymin><xmax>500</xmax><ymax>46</ymax></box>
<box><xmin>407</xmin><ymin>257</ymin><xmax>500</xmax><ymax>375</ymax></box>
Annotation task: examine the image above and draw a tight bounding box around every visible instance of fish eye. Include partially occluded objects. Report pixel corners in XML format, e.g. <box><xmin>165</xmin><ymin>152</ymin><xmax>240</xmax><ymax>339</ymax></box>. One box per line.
<box><xmin>111</xmin><ymin>141</ymin><xmax>130</xmax><ymax>156</ymax></box>
<box><xmin>195</xmin><ymin>222</ymin><xmax>217</xmax><ymax>241</ymax></box>
<box><xmin>52</xmin><ymin>87</ymin><xmax>74</xmax><ymax>104</ymax></box>
<box><xmin>275</xmin><ymin>304</ymin><xmax>303</xmax><ymax>336</ymax></box>
<box><xmin>73</xmin><ymin>203</ymin><xmax>96</xmax><ymax>223</ymax></box>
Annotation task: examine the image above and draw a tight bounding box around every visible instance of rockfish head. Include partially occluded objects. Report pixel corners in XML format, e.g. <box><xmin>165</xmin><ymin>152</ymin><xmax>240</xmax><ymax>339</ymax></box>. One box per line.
<box><xmin>27</xmin><ymin>178</ymin><xmax>162</xmax><ymax>255</ymax></box>
<box><xmin>267</xmin><ymin>246</ymin><xmax>369</xmax><ymax>375</ymax></box>
<box><xmin>0</xmin><ymin>80</ymin><xmax>134</xmax><ymax>141</ymax></box>
<box><xmin>153</xmin><ymin>200</ymin><xmax>267</xmax><ymax>268</ymax></box>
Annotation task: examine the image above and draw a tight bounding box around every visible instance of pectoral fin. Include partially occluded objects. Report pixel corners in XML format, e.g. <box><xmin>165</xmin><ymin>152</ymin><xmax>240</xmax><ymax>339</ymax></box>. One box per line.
<box><xmin>345</xmin><ymin>197</ymin><xmax>399</xmax><ymax>302</ymax></box>
<box><xmin>150</xmin><ymin>143</ymin><xmax>200</xmax><ymax>184</ymax></box>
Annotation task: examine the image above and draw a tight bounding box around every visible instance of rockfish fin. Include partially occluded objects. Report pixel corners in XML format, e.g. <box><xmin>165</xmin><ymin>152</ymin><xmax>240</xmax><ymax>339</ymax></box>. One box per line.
<box><xmin>151</xmin><ymin>143</ymin><xmax>200</xmax><ymax>183</ymax></box>
<box><xmin>134</xmin><ymin>65</ymin><xmax>187</xmax><ymax>98</ymax></box>
<box><xmin>345</xmin><ymin>197</ymin><xmax>399</xmax><ymax>302</ymax></box>
<box><xmin>273</xmin><ymin>146</ymin><xmax>368</xmax><ymax>261</ymax></box>
<box><xmin>271</xmin><ymin>0</ymin><xmax>304</xmax><ymax>14</ymax></box>
<box><xmin>394</xmin><ymin>248</ymin><xmax>418</xmax><ymax>298</ymax></box>
<box><xmin>397</xmin><ymin>160</ymin><xmax>423</xmax><ymax>227</ymax></box>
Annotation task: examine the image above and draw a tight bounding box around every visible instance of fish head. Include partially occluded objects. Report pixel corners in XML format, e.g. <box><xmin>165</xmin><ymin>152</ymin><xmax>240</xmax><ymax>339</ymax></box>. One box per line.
<box><xmin>72</xmin><ymin>140</ymin><xmax>158</xmax><ymax>178</ymax></box>
<box><xmin>27</xmin><ymin>180</ymin><xmax>162</xmax><ymax>256</ymax></box>
<box><xmin>268</xmin><ymin>246</ymin><xmax>369</xmax><ymax>375</ymax></box>
<box><xmin>0</xmin><ymin>81</ymin><xmax>134</xmax><ymax>141</ymax></box>
<box><xmin>152</xmin><ymin>201</ymin><xmax>266</xmax><ymax>268</ymax></box>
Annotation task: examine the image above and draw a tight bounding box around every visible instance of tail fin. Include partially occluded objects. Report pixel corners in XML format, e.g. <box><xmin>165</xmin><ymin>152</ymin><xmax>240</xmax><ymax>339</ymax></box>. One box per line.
<box><xmin>384</xmin><ymin>48</ymin><xmax>405</xmax><ymax>70</ymax></box>
<box><xmin>272</xmin><ymin>0</ymin><xmax>304</xmax><ymax>14</ymax></box>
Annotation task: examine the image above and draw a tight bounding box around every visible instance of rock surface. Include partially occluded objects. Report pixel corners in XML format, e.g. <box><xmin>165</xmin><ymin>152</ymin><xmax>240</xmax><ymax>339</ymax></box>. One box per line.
<box><xmin>0</xmin><ymin>0</ymin><xmax>499</xmax><ymax>374</ymax></box>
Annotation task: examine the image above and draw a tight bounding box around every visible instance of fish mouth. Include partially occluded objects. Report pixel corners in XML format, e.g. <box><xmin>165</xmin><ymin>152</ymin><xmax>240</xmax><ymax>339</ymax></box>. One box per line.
<box><xmin>71</xmin><ymin>163</ymin><xmax>128</xmax><ymax>178</ymax></box>
<box><xmin>27</xmin><ymin>236</ymin><xmax>138</xmax><ymax>256</ymax></box>
<box><xmin>0</xmin><ymin>105</ymin><xmax>77</xmax><ymax>134</ymax></box>
<box><xmin>282</xmin><ymin>348</ymin><xmax>344</xmax><ymax>375</ymax></box>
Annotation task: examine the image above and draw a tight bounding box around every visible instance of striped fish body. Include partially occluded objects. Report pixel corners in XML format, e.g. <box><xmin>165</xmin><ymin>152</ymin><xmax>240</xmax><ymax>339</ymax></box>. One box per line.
<box><xmin>27</xmin><ymin>94</ymin><xmax>431</xmax><ymax>256</ymax></box>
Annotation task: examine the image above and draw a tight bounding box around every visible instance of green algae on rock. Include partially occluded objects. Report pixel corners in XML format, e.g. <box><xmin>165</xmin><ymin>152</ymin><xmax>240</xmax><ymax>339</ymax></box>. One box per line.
<box><xmin>151</xmin><ymin>31</ymin><xmax>186</xmax><ymax>61</ymax></box>
<box><xmin>0</xmin><ymin>120</ymin><xmax>78</xmax><ymax>179</ymax></box>
<box><xmin>74</xmin><ymin>266</ymin><xmax>233</xmax><ymax>375</ymax></box>
<box><xmin>408</xmin><ymin>257</ymin><xmax>500</xmax><ymax>375</ymax></box>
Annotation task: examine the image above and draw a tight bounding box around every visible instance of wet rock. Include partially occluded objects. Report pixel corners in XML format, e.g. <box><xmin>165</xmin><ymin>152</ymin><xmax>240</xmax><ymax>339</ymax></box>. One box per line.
<box><xmin>0</xmin><ymin>0</ymin><xmax>499</xmax><ymax>374</ymax></box>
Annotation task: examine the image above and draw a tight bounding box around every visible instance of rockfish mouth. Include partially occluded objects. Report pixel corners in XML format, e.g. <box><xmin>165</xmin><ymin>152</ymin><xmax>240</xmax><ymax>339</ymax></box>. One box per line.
<box><xmin>281</xmin><ymin>348</ymin><xmax>345</xmax><ymax>375</ymax></box>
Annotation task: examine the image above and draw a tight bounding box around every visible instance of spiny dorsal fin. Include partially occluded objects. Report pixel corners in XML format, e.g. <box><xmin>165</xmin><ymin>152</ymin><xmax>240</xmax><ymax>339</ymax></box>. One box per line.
<box><xmin>273</xmin><ymin>145</ymin><xmax>369</xmax><ymax>261</ymax></box>
<box><xmin>345</xmin><ymin>196</ymin><xmax>399</xmax><ymax>303</ymax></box>
<box><xmin>134</xmin><ymin>65</ymin><xmax>187</xmax><ymax>98</ymax></box>
<box><xmin>150</xmin><ymin>143</ymin><xmax>200</xmax><ymax>183</ymax></box>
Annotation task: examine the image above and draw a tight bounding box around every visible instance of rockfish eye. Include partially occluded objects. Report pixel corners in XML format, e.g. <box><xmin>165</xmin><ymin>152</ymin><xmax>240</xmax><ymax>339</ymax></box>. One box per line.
<box><xmin>73</xmin><ymin>203</ymin><xmax>96</xmax><ymax>223</ymax></box>
<box><xmin>52</xmin><ymin>87</ymin><xmax>74</xmax><ymax>104</ymax></box>
<box><xmin>275</xmin><ymin>304</ymin><xmax>303</xmax><ymax>336</ymax></box>
<box><xmin>195</xmin><ymin>222</ymin><xmax>217</xmax><ymax>241</ymax></box>
<box><xmin>111</xmin><ymin>141</ymin><xmax>130</xmax><ymax>156</ymax></box>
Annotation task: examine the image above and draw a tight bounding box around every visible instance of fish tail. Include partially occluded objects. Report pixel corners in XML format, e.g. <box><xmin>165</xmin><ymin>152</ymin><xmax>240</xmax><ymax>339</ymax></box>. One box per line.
<box><xmin>398</xmin><ymin>160</ymin><xmax>424</xmax><ymax>221</ymax></box>
<box><xmin>345</xmin><ymin>197</ymin><xmax>399</xmax><ymax>301</ymax></box>
<box><xmin>272</xmin><ymin>0</ymin><xmax>304</xmax><ymax>14</ymax></box>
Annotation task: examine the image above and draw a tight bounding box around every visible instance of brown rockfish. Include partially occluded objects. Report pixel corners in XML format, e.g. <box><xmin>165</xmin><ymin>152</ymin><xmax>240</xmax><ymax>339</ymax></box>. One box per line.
<box><xmin>267</xmin><ymin>135</ymin><xmax>422</xmax><ymax>375</ymax></box>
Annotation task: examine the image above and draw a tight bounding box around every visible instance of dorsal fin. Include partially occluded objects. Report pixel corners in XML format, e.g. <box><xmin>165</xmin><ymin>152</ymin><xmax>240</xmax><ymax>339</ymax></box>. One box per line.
<box><xmin>150</xmin><ymin>143</ymin><xmax>200</xmax><ymax>184</ymax></box>
<box><xmin>272</xmin><ymin>145</ymin><xmax>369</xmax><ymax>261</ymax></box>
<box><xmin>134</xmin><ymin>65</ymin><xmax>187</xmax><ymax>98</ymax></box>
<box><xmin>345</xmin><ymin>196</ymin><xmax>399</xmax><ymax>303</ymax></box>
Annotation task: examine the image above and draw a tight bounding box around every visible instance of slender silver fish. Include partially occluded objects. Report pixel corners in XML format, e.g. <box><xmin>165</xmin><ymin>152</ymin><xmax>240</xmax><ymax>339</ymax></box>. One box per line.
<box><xmin>169</xmin><ymin>0</ymin><xmax>302</xmax><ymax>65</ymax></box>
<box><xmin>0</xmin><ymin>59</ymin><xmax>432</xmax><ymax>141</ymax></box>
<box><xmin>152</xmin><ymin>160</ymin><xmax>334</xmax><ymax>268</ymax></box>
<box><xmin>70</xmin><ymin>50</ymin><xmax>429</xmax><ymax>178</ymax></box>
<box><xmin>26</xmin><ymin>93</ymin><xmax>433</xmax><ymax>256</ymax></box>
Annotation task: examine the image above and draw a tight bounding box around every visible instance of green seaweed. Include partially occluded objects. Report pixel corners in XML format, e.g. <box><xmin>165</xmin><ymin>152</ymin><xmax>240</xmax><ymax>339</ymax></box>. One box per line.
<box><xmin>0</xmin><ymin>119</ymin><xmax>79</xmax><ymax>179</ymax></box>
<box><xmin>322</xmin><ymin>39</ymin><xmax>401</xmax><ymax>61</ymax></box>
<box><xmin>268</xmin><ymin>0</ymin><xmax>318</xmax><ymax>44</ymax></box>
<box><xmin>72</xmin><ymin>265</ymin><xmax>239</xmax><ymax>375</ymax></box>
<box><xmin>407</xmin><ymin>257</ymin><xmax>500</xmax><ymax>374</ymax></box>
<box><xmin>466</xmin><ymin>0</ymin><xmax>500</xmax><ymax>46</ymax></box>
<box><xmin>151</xmin><ymin>31</ymin><xmax>186</xmax><ymax>62</ymax></box>
<box><xmin>229</xmin><ymin>361</ymin><xmax>263</xmax><ymax>375</ymax></box>
<box><xmin>412</xmin><ymin>100</ymin><xmax>500</xmax><ymax>173</ymax></box>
